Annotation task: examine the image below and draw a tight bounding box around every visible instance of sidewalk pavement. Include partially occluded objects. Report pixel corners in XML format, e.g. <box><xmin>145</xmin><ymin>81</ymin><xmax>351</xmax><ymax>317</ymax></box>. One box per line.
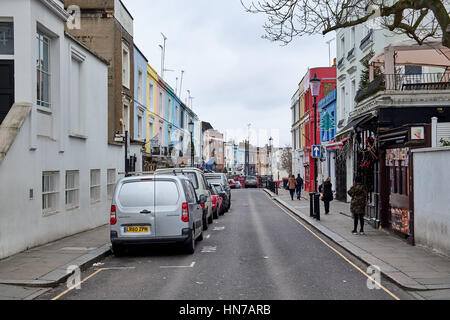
<box><xmin>0</xmin><ymin>225</ymin><xmax>110</xmax><ymax>300</ymax></box>
<box><xmin>265</xmin><ymin>188</ymin><xmax>450</xmax><ymax>294</ymax></box>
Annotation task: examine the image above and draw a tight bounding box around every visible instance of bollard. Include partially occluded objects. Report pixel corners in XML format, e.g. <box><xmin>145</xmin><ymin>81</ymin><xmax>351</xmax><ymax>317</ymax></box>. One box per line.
<box><xmin>314</xmin><ymin>192</ymin><xmax>321</xmax><ymax>221</ymax></box>
<box><xmin>310</xmin><ymin>193</ymin><xmax>315</xmax><ymax>217</ymax></box>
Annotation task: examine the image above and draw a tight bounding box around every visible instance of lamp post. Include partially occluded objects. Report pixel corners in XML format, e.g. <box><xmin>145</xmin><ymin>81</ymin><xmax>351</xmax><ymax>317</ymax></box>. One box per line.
<box><xmin>310</xmin><ymin>73</ymin><xmax>321</xmax><ymax>220</ymax></box>
<box><xmin>188</xmin><ymin>119</ymin><xmax>194</xmax><ymax>167</ymax></box>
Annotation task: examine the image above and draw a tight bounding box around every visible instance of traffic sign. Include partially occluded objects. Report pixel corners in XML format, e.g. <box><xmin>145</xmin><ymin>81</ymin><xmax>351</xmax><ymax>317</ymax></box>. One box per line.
<box><xmin>312</xmin><ymin>145</ymin><xmax>321</xmax><ymax>159</ymax></box>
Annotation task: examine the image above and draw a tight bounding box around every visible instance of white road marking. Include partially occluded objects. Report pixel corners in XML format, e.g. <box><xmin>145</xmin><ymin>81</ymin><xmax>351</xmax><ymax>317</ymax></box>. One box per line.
<box><xmin>201</xmin><ymin>246</ymin><xmax>217</xmax><ymax>253</ymax></box>
<box><xmin>206</xmin><ymin>234</ymin><xmax>211</xmax><ymax>239</ymax></box>
<box><xmin>160</xmin><ymin>262</ymin><xmax>196</xmax><ymax>269</ymax></box>
<box><xmin>213</xmin><ymin>226</ymin><xmax>225</xmax><ymax>231</ymax></box>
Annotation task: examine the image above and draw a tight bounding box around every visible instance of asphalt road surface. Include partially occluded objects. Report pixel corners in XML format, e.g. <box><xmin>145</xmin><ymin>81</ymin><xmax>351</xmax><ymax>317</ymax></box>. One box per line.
<box><xmin>39</xmin><ymin>189</ymin><xmax>415</xmax><ymax>300</ymax></box>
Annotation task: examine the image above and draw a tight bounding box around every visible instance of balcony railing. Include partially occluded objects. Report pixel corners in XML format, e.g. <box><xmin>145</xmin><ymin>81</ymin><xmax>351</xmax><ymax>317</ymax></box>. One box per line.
<box><xmin>384</xmin><ymin>73</ymin><xmax>450</xmax><ymax>91</ymax></box>
<box><xmin>360</xmin><ymin>29</ymin><xmax>373</xmax><ymax>50</ymax></box>
<box><xmin>355</xmin><ymin>72</ymin><xmax>450</xmax><ymax>103</ymax></box>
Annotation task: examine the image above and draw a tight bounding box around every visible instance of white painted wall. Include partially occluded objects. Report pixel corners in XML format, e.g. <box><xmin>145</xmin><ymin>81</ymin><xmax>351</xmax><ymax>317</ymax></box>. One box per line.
<box><xmin>413</xmin><ymin>147</ymin><xmax>450</xmax><ymax>257</ymax></box>
<box><xmin>0</xmin><ymin>0</ymin><xmax>123</xmax><ymax>259</ymax></box>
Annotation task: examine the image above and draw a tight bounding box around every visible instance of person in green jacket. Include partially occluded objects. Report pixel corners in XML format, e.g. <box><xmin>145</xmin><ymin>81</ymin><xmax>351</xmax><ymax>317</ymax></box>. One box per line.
<box><xmin>348</xmin><ymin>176</ymin><xmax>368</xmax><ymax>235</ymax></box>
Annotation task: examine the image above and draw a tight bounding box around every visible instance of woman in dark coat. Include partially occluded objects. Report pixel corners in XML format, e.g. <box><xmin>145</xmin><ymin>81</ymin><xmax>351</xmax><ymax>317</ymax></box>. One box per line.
<box><xmin>319</xmin><ymin>177</ymin><xmax>333</xmax><ymax>214</ymax></box>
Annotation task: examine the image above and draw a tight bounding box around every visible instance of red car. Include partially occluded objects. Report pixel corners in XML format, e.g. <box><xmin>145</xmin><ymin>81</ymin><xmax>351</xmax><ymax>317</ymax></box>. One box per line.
<box><xmin>210</xmin><ymin>187</ymin><xmax>223</xmax><ymax>219</ymax></box>
<box><xmin>228</xmin><ymin>179</ymin><xmax>236</xmax><ymax>189</ymax></box>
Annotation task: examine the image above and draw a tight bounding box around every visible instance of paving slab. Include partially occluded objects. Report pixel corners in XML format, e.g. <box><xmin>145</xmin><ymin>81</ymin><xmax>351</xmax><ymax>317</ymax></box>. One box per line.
<box><xmin>0</xmin><ymin>224</ymin><xmax>111</xmax><ymax>291</ymax></box>
<box><xmin>264</xmin><ymin>188</ymin><xmax>450</xmax><ymax>292</ymax></box>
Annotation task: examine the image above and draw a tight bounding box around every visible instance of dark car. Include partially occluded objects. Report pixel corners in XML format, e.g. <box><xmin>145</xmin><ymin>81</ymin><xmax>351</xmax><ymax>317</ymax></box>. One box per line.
<box><xmin>211</xmin><ymin>183</ymin><xmax>230</xmax><ymax>214</ymax></box>
<box><xmin>245</xmin><ymin>176</ymin><xmax>258</xmax><ymax>188</ymax></box>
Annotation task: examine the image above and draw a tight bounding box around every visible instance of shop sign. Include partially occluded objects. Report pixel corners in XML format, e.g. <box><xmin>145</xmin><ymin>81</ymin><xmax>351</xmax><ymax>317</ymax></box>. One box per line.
<box><xmin>385</xmin><ymin>148</ymin><xmax>409</xmax><ymax>167</ymax></box>
<box><xmin>411</xmin><ymin>127</ymin><xmax>425</xmax><ymax>140</ymax></box>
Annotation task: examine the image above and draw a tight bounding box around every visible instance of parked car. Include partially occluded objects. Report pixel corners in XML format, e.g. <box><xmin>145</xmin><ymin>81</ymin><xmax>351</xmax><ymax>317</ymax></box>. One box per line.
<box><xmin>110</xmin><ymin>174</ymin><xmax>205</xmax><ymax>255</ymax></box>
<box><xmin>156</xmin><ymin>167</ymin><xmax>213</xmax><ymax>230</ymax></box>
<box><xmin>210</xmin><ymin>185</ymin><xmax>223</xmax><ymax>219</ymax></box>
<box><xmin>245</xmin><ymin>176</ymin><xmax>258</xmax><ymax>188</ymax></box>
<box><xmin>228</xmin><ymin>179</ymin><xmax>236</xmax><ymax>189</ymax></box>
<box><xmin>235</xmin><ymin>181</ymin><xmax>242</xmax><ymax>189</ymax></box>
<box><xmin>205</xmin><ymin>173</ymin><xmax>231</xmax><ymax>205</ymax></box>
<box><xmin>211</xmin><ymin>183</ymin><xmax>230</xmax><ymax>215</ymax></box>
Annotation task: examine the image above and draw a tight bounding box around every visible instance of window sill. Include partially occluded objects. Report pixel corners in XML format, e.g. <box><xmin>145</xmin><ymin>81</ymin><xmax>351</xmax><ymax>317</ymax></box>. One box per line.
<box><xmin>69</xmin><ymin>132</ymin><xmax>88</xmax><ymax>140</ymax></box>
<box><xmin>36</xmin><ymin>106</ymin><xmax>52</xmax><ymax>114</ymax></box>
<box><xmin>66</xmin><ymin>205</ymin><xmax>80</xmax><ymax>211</ymax></box>
<box><xmin>43</xmin><ymin>210</ymin><xmax>59</xmax><ymax>217</ymax></box>
<box><xmin>90</xmin><ymin>200</ymin><xmax>101</xmax><ymax>205</ymax></box>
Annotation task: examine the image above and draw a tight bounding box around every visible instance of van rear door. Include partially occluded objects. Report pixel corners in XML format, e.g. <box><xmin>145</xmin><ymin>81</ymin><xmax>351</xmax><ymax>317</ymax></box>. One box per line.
<box><xmin>116</xmin><ymin>179</ymin><xmax>156</xmax><ymax>238</ymax></box>
<box><xmin>154</xmin><ymin>179</ymin><xmax>184</xmax><ymax>237</ymax></box>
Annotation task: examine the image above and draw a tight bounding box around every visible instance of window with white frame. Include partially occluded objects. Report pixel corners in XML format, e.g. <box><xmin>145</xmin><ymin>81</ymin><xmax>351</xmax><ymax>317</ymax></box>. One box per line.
<box><xmin>36</xmin><ymin>32</ymin><xmax>51</xmax><ymax>108</ymax></box>
<box><xmin>0</xmin><ymin>21</ymin><xmax>14</xmax><ymax>55</ymax></box>
<box><xmin>122</xmin><ymin>43</ymin><xmax>130</xmax><ymax>88</ymax></box>
<box><xmin>42</xmin><ymin>171</ymin><xmax>59</xmax><ymax>214</ymax></box>
<box><xmin>350</xmin><ymin>27</ymin><xmax>356</xmax><ymax>49</ymax></box>
<box><xmin>175</xmin><ymin>105</ymin><xmax>179</xmax><ymax>123</ymax></box>
<box><xmin>65</xmin><ymin>170</ymin><xmax>79</xmax><ymax>209</ymax></box>
<box><xmin>149</xmin><ymin>82</ymin><xmax>154</xmax><ymax>109</ymax></box>
<box><xmin>159</xmin><ymin>92</ymin><xmax>163</xmax><ymax>115</ymax></box>
<box><xmin>107</xmin><ymin>169</ymin><xmax>116</xmax><ymax>199</ymax></box>
<box><xmin>340</xmin><ymin>36</ymin><xmax>345</xmax><ymax>59</ymax></box>
<box><xmin>168</xmin><ymin>98</ymin><xmax>172</xmax><ymax>121</ymax></box>
<box><xmin>137</xmin><ymin>69</ymin><xmax>143</xmax><ymax>104</ymax></box>
<box><xmin>341</xmin><ymin>86</ymin><xmax>346</xmax><ymax>117</ymax></box>
<box><xmin>90</xmin><ymin>169</ymin><xmax>101</xmax><ymax>203</ymax></box>
<box><xmin>351</xmin><ymin>79</ymin><xmax>356</xmax><ymax>112</ymax></box>
<box><xmin>137</xmin><ymin>114</ymin><xmax>143</xmax><ymax>139</ymax></box>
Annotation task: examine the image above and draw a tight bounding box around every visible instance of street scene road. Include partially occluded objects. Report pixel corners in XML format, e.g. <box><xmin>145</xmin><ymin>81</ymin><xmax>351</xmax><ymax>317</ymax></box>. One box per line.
<box><xmin>39</xmin><ymin>189</ymin><xmax>413</xmax><ymax>300</ymax></box>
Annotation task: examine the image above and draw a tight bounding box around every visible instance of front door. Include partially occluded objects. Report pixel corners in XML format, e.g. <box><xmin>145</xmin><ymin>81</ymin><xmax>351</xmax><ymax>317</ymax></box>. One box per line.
<box><xmin>0</xmin><ymin>60</ymin><xmax>14</xmax><ymax>125</ymax></box>
<box><xmin>335</xmin><ymin>150</ymin><xmax>347</xmax><ymax>201</ymax></box>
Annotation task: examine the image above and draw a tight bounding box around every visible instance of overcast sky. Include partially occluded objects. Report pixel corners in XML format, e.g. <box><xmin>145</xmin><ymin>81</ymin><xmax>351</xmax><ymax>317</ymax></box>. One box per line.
<box><xmin>122</xmin><ymin>0</ymin><xmax>336</xmax><ymax>147</ymax></box>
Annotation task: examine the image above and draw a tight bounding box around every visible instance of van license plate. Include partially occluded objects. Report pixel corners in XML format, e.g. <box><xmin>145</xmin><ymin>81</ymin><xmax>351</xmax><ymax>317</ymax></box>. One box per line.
<box><xmin>124</xmin><ymin>226</ymin><xmax>149</xmax><ymax>233</ymax></box>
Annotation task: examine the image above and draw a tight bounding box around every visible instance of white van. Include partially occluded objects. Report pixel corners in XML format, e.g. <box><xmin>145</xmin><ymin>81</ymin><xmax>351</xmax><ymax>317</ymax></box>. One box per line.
<box><xmin>110</xmin><ymin>174</ymin><xmax>205</xmax><ymax>255</ymax></box>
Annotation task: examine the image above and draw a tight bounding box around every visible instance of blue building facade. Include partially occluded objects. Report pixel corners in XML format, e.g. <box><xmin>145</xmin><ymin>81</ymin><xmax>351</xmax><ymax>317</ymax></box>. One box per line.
<box><xmin>318</xmin><ymin>89</ymin><xmax>337</xmax><ymax>187</ymax></box>
<box><xmin>133</xmin><ymin>45</ymin><xmax>148</xmax><ymax>142</ymax></box>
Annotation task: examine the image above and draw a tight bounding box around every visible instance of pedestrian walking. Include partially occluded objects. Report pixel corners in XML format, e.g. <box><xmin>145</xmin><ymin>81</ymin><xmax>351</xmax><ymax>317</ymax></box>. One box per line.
<box><xmin>288</xmin><ymin>175</ymin><xmax>297</xmax><ymax>201</ymax></box>
<box><xmin>295</xmin><ymin>174</ymin><xmax>304</xmax><ymax>200</ymax></box>
<box><xmin>348</xmin><ymin>176</ymin><xmax>369</xmax><ymax>235</ymax></box>
<box><xmin>319</xmin><ymin>177</ymin><xmax>333</xmax><ymax>214</ymax></box>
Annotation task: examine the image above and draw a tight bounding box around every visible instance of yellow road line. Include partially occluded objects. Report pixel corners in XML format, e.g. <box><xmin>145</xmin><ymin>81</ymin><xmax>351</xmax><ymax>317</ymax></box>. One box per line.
<box><xmin>265</xmin><ymin>193</ymin><xmax>400</xmax><ymax>301</ymax></box>
<box><xmin>51</xmin><ymin>268</ymin><xmax>105</xmax><ymax>300</ymax></box>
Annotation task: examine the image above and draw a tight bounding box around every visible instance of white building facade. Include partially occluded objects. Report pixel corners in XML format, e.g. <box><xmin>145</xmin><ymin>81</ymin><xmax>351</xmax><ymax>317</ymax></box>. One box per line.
<box><xmin>335</xmin><ymin>21</ymin><xmax>405</xmax><ymax>201</ymax></box>
<box><xmin>0</xmin><ymin>0</ymin><xmax>123</xmax><ymax>259</ymax></box>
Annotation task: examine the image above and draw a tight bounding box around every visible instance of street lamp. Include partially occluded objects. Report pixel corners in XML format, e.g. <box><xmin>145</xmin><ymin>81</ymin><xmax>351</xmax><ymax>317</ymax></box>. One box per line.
<box><xmin>188</xmin><ymin>119</ymin><xmax>194</xmax><ymax>167</ymax></box>
<box><xmin>310</xmin><ymin>73</ymin><xmax>321</xmax><ymax>220</ymax></box>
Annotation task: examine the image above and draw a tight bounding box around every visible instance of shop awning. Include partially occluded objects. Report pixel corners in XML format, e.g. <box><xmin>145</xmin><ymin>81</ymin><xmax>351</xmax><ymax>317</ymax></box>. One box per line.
<box><xmin>335</xmin><ymin>114</ymin><xmax>374</xmax><ymax>139</ymax></box>
<box><xmin>326</xmin><ymin>137</ymin><xmax>350</xmax><ymax>150</ymax></box>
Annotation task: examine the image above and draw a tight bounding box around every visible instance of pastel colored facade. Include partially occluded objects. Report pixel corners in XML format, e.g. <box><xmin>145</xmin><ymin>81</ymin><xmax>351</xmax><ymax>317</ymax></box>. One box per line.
<box><xmin>0</xmin><ymin>0</ymin><xmax>122</xmax><ymax>259</ymax></box>
<box><xmin>291</xmin><ymin>67</ymin><xmax>336</xmax><ymax>192</ymax></box>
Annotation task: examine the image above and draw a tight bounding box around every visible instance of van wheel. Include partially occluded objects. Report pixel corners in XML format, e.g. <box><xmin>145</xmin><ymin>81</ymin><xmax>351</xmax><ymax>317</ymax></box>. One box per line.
<box><xmin>197</xmin><ymin>231</ymin><xmax>204</xmax><ymax>241</ymax></box>
<box><xmin>185</xmin><ymin>230</ymin><xmax>195</xmax><ymax>254</ymax></box>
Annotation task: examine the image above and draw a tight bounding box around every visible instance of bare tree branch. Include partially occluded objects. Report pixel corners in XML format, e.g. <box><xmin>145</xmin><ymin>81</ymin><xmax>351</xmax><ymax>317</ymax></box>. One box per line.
<box><xmin>241</xmin><ymin>0</ymin><xmax>450</xmax><ymax>48</ymax></box>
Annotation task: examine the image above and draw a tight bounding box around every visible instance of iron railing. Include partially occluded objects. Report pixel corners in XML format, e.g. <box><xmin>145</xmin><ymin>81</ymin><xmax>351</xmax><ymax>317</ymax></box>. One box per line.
<box><xmin>356</xmin><ymin>72</ymin><xmax>450</xmax><ymax>103</ymax></box>
<box><xmin>384</xmin><ymin>73</ymin><xmax>450</xmax><ymax>91</ymax></box>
